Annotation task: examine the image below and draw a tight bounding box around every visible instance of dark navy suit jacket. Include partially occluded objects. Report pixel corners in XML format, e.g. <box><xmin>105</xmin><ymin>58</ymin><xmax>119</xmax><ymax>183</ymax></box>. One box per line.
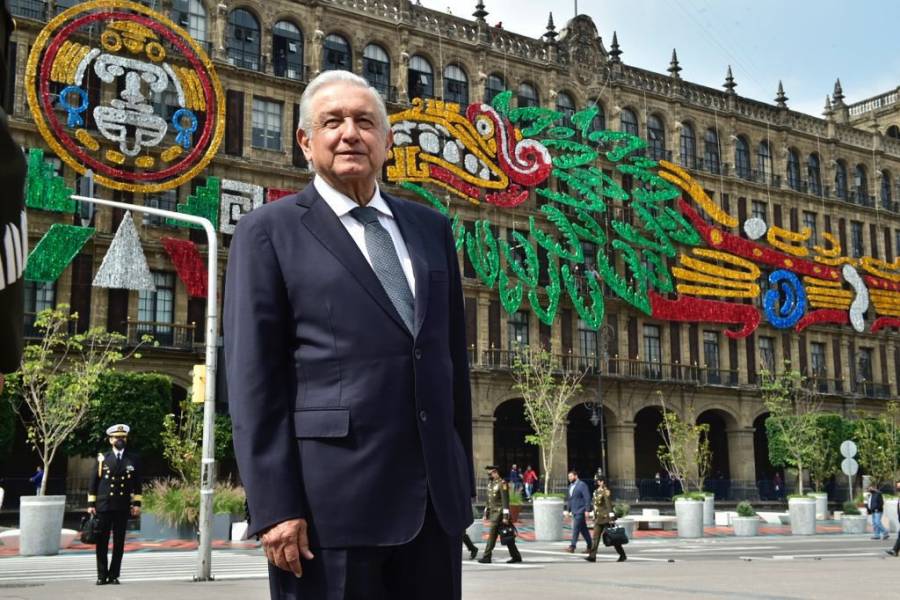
<box><xmin>224</xmin><ymin>182</ymin><xmax>475</xmax><ymax>548</ymax></box>
<box><xmin>567</xmin><ymin>479</ymin><xmax>592</xmax><ymax>514</ymax></box>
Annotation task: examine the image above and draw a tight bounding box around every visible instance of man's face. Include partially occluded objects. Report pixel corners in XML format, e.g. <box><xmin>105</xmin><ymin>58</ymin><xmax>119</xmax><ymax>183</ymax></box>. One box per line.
<box><xmin>489</xmin><ymin>469</ymin><xmax>499</xmax><ymax>480</ymax></box>
<box><xmin>298</xmin><ymin>83</ymin><xmax>392</xmax><ymax>192</ymax></box>
<box><xmin>110</xmin><ymin>436</ymin><xmax>126</xmax><ymax>449</ymax></box>
<box><xmin>568</xmin><ymin>472</ymin><xmax>576</xmax><ymax>483</ymax></box>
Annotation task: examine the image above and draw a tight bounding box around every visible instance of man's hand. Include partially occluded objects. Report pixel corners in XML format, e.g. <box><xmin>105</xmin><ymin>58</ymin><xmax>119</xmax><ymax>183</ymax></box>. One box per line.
<box><xmin>260</xmin><ymin>518</ymin><xmax>315</xmax><ymax>577</ymax></box>
<box><xmin>87</xmin><ymin>507</ymin><xmax>96</xmax><ymax>515</ymax></box>
<box><xmin>131</xmin><ymin>506</ymin><xmax>141</xmax><ymax>518</ymax></box>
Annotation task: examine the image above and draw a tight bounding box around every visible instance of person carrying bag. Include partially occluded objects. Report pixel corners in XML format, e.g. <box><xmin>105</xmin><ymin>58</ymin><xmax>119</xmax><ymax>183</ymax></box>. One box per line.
<box><xmin>585</xmin><ymin>476</ymin><xmax>626</xmax><ymax>562</ymax></box>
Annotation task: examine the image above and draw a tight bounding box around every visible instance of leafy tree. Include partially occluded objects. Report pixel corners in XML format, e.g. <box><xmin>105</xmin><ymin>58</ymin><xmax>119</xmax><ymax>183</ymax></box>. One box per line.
<box><xmin>853</xmin><ymin>401</ymin><xmax>900</xmax><ymax>487</ymax></box>
<box><xmin>805</xmin><ymin>413</ymin><xmax>852</xmax><ymax>492</ymax></box>
<box><xmin>161</xmin><ymin>396</ymin><xmax>234</xmax><ymax>483</ymax></box>
<box><xmin>0</xmin><ymin>392</ymin><xmax>15</xmax><ymax>466</ymax></box>
<box><xmin>63</xmin><ymin>372</ymin><xmax>172</xmax><ymax>458</ymax></box>
<box><xmin>511</xmin><ymin>345</ymin><xmax>587</xmax><ymax>494</ymax></box>
<box><xmin>3</xmin><ymin>305</ymin><xmax>150</xmax><ymax>495</ymax></box>
<box><xmin>656</xmin><ymin>393</ymin><xmax>711</xmax><ymax>495</ymax></box>
<box><xmin>762</xmin><ymin>366</ymin><xmax>821</xmax><ymax>496</ymax></box>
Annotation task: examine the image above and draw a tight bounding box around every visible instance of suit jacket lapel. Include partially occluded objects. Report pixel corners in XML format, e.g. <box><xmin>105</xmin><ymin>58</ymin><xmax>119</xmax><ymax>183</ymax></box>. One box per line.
<box><xmin>385</xmin><ymin>194</ymin><xmax>429</xmax><ymax>338</ymax></box>
<box><xmin>297</xmin><ymin>187</ymin><xmax>411</xmax><ymax>335</ymax></box>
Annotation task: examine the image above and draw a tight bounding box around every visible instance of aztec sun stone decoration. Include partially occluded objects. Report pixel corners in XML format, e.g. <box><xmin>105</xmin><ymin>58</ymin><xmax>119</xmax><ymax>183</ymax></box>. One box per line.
<box><xmin>25</xmin><ymin>0</ymin><xmax>225</xmax><ymax>193</ymax></box>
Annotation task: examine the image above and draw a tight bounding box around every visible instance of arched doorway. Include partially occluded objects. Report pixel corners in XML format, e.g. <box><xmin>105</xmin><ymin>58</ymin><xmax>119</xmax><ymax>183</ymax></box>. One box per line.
<box><xmin>566</xmin><ymin>404</ymin><xmax>611</xmax><ymax>481</ymax></box>
<box><xmin>753</xmin><ymin>412</ymin><xmax>781</xmax><ymax>499</ymax></box>
<box><xmin>697</xmin><ymin>409</ymin><xmax>732</xmax><ymax>498</ymax></box>
<box><xmin>493</xmin><ymin>399</ymin><xmax>539</xmax><ymax>478</ymax></box>
<box><xmin>633</xmin><ymin>406</ymin><xmax>671</xmax><ymax>498</ymax></box>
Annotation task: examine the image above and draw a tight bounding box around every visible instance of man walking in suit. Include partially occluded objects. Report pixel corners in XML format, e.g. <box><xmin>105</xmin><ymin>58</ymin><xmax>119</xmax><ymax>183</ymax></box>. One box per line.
<box><xmin>224</xmin><ymin>70</ymin><xmax>474</xmax><ymax>600</ymax></box>
<box><xmin>566</xmin><ymin>469</ymin><xmax>592</xmax><ymax>553</ymax></box>
<box><xmin>87</xmin><ymin>424</ymin><xmax>141</xmax><ymax>585</ymax></box>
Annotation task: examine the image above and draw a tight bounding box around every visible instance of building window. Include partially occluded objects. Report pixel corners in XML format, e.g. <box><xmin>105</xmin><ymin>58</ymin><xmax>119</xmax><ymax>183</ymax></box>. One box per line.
<box><xmin>642</xmin><ymin>324</ymin><xmax>661</xmax><ymax>379</ymax></box>
<box><xmin>734</xmin><ymin>135</ymin><xmax>751</xmax><ymax>179</ymax></box>
<box><xmin>704</xmin><ymin>129</ymin><xmax>720</xmax><ymax>174</ymax></box>
<box><xmin>786</xmin><ymin>149</ymin><xmax>801</xmax><ymax>190</ymax></box>
<box><xmin>363</xmin><ymin>44</ymin><xmax>391</xmax><ymax>98</ymax></box>
<box><xmin>143</xmin><ymin>189</ymin><xmax>178</xmax><ymax>227</ymax></box>
<box><xmin>810</xmin><ymin>342</ymin><xmax>827</xmax><ymax>379</ymax></box>
<box><xmin>647</xmin><ymin>115</ymin><xmax>665</xmax><ymax>161</ymax></box>
<box><xmin>508</xmin><ymin>310</ymin><xmax>529</xmax><ymax>350</ymax></box>
<box><xmin>679</xmin><ymin>122</ymin><xmax>696</xmax><ymax>169</ymax></box>
<box><xmin>272</xmin><ymin>21</ymin><xmax>303</xmax><ymax>80</ymax></box>
<box><xmin>251</xmin><ymin>98</ymin><xmax>282</xmax><ymax>151</ymax></box>
<box><xmin>517</xmin><ymin>82</ymin><xmax>538</xmax><ymax>108</ymax></box>
<box><xmin>756</xmin><ymin>141</ymin><xmax>772</xmax><ymax>181</ymax></box>
<box><xmin>484</xmin><ymin>73</ymin><xmax>505</xmax><ymax>104</ymax></box>
<box><xmin>138</xmin><ymin>272</ymin><xmax>175</xmax><ymax>345</ymax></box>
<box><xmin>578</xmin><ymin>319</ymin><xmax>597</xmax><ymax>360</ymax></box>
<box><xmin>703</xmin><ymin>331</ymin><xmax>720</xmax><ymax>383</ymax></box>
<box><xmin>751</xmin><ymin>200</ymin><xmax>767</xmax><ymax>222</ymax></box>
<box><xmin>850</xmin><ymin>220</ymin><xmax>864</xmax><ymax>258</ymax></box>
<box><xmin>620</xmin><ymin>108</ymin><xmax>638</xmax><ymax>136</ymax></box>
<box><xmin>888</xmin><ymin>125</ymin><xmax>900</xmax><ymax>139</ymax></box>
<box><xmin>802</xmin><ymin>211</ymin><xmax>818</xmax><ymax>248</ymax></box>
<box><xmin>24</xmin><ymin>281</ymin><xmax>56</xmax><ymax>337</ymax></box>
<box><xmin>881</xmin><ymin>170</ymin><xmax>893</xmax><ymax>209</ymax></box>
<box><xmin>555</xmin><ymin>91</ymin><xmax>575</xmax><ymax>121</ymax></box>
<box><xmin>443</xmin><ymin>64</ymin><xmax>468</xmax><ymax>106</ymax></box>
<box><xmin>858</xmin><ymin>347</ymin><xmax>874</xmax><ymax>387</ymax></box>
<box><xmin>322</xmin><ymin>34</ymin><xmax>351</xmax><ymax>71</ymax></box>
<box><xmin>171</xmin><ymin>0</ymin><xmax>207</xmax><ymax>45</ymax></box>
<box><xmin>835</xmin><ymin>160</ymin><xmax>848</xmax><ymax>199</ymax></box>
<box><xmin>591</xmin><ymin>103</ymin><xmax>606</xmax><ymax>132</ymax></box>
<box><xmin>226</xmin><ymin>8</ymin><xmax>260</xmax><ymax>71</ymax></box>
<box><xmin>408</xmin><ymin>55</ymin><xmax>434</xmax><ymax>99</ymax></box>
<box><xmin>854</xmin><ymin>164</ymin><xmax>869</xmax><ymax>203</ymax></box>
<box><xmin>807</xmin><ymin>153</ymin><xmax>822</xmax><ymax>196</ymax></box>
<box><xmin>759</xmin><ymin>336</ymin><xmax>775</xmax><ymax>373</ymax></box>
<box><xmin>506</xmin><ymin>228</ymin><xmax>527</xmax><ymax>266</ymax></box>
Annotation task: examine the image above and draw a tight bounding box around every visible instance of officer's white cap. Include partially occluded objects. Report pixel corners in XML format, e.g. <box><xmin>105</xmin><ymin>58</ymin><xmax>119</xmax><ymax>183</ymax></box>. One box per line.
<box><xmin>106</xmin><ymin>424</ymin><xmax>130</xmax><ymax>437</ymax></box>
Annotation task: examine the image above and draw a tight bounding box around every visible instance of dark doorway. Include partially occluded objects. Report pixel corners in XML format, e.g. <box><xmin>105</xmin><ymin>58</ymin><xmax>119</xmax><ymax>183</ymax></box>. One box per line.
<box><xmin>493</xmin><ymin>399</ymin><xmax>539</xmax><ymax>477</ymax></box>
<box><xmin>697</xmin><ymin>411</ymin><xmax>731</xmax><ymax>479</ymax></box>
<box><xmin>634</xmin><ymin>406</ymin><xmax>665</xmax><ymax>478</ymax></box>
<box><xmin>566</xmin><ymin>404</ymin><xmax>609</xmax><ymax>480</ymax></box>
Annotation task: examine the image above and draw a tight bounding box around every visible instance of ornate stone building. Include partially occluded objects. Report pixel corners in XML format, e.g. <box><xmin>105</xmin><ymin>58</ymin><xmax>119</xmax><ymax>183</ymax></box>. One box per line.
<box><xmin>6</xmin><ymin>0</ymin><xmax>900</xmax><ymax>498</ymax></box>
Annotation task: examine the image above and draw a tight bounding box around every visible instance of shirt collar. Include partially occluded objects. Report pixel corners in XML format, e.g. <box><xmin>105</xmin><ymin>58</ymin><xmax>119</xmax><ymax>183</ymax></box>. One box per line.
<box><xmin>313</xmin><ymin>175</ymin><xmax>393</xmax><ymax>220</ymax></box>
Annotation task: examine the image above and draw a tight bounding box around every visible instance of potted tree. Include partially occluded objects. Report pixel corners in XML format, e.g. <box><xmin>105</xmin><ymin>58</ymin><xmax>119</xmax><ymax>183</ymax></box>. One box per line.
<box><xmin>840</xmin><ymin>501</ymin><xmax>867</xmax><ymax>534</ymax></box>
<box><xmin>2</xmin><ymin>306</ymin><xmax>149</xmax><ymax>556</ymax></box>
<box><xmin>732</xmin><ymin>501</ymin><xmax>760</xmax><ymax>537</ymax></box>
<box><xmin>762</xmin><ymin>367</ymin><xmax>820</xmax><ymax>536</ymax></box>
<box><xmin>806</xmin><ymin>413</ymin><xmax>849</xmax><ymax>520</ymax></box>
<box><xmin>511</xmin><ymin>345</ymin><xmax>587</xmax><ymax>542</ymax></box>
<box><xmin>657</xmin><ymin>395</ymin><xmax>711</xmax><ymax>539</ymax></box>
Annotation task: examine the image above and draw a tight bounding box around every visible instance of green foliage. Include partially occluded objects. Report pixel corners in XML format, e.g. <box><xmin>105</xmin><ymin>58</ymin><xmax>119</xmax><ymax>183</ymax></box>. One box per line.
<box><xmin>2</xmin><ymin>305</ymin><xmax>148</xmax><ymax>495</ymax></box>
<box><xmin>161</xmin><ymin>396</ymin><xmax>235</xmax><ymax>483</ymax></box>
<box><xmin>736</xmin><ymin>501</ymin><xmax>756</xmax><ymax>517</ymax></box>
<box><xmin>613</xmin><ymin>502</ymin><xmax>631</xmax><ymax>518</ymax></box>
<box><xmin>806</xmin><ymin>413</ymin><xmax>852</xmax><ymax>492</ymax></box>
<box><xmin>842</xmin><ymin>501</ymin><xmax>860</xmax><ymax>515</ymax></box>
<box><xmin>673</xmin><ymin>492</ymin><xmax>707</xmax><ymax>501</ymax></box>
<box><xmin>852</xmin><ymin>402</ymin><xmax>900</xmax><ymax>487</ymax></box>
<box><xmin>63</xmin><ymin>372</ymin><xmax>172</xmax><ymax>458</ymax></box>
<box><xmin>508</xmin><ymin>489</ymin><xmax>524</xmax><ymax>505</ymax></box>
<box><xmin>656</xmin><ymin>394</ymin><xmax>711</xmax><ymax>494</ymax></box>
<box><xmin>142</xmin><ymin>478</ymin><xmax>245</xmax><ymax>527</ymax></box>
<box><xmin>0</xmin><ymin>390</ymin><xmax>15</xmax><ymax>465</ymax></box>
<box><xmin>511</xmin><ymin>345</ymin><xmax>587</xmax><ymax>495</ymax></box>
<box><xmin>531</xmin><ymin>492</ymin><xmax>565</xmax><ymax>499</ymax></box>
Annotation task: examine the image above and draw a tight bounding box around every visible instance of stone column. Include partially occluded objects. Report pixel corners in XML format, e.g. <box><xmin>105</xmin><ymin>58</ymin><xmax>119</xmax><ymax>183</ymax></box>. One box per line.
<box><xmin>727</xmin><ymin>427</ymin><xmax>758</xmax><ymax>499</ymax></box>
<box><xmin>607</xmin><ymin>422</ymin><xmax>636</xmax><ymax>481</ymax></box>
<box><xmin>472</xmin><ymin>415</ymin><xmax>494</xmax><ymax>473</ymax></box>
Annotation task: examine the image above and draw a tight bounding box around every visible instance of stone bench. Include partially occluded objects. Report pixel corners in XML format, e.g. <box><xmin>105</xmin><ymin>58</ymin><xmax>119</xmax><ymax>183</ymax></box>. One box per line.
<box><xmin>629</xmin><ymin>515</ymin><xmax>678</xmax><ymax>530</ymax></box>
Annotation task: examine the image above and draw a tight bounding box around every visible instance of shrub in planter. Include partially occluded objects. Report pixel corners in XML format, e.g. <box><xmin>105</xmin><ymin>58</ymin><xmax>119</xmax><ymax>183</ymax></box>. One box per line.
<box><xmin>733</xmin><ymin>501</ymin><xmax>759</xmax><ymax>537</ymax></box>
<box><xmin>507</xmin><ymin>489</ymin><xmax>525</xmax><ymax>523</ymax></box>
<box><xmin>840</xmin><ymin>501</ymin><xmax>866</xmax><ymax>534</ymax></box>
<box><xmin>613</xmin><ymin>503</ymin><xmax>631</xmax><ymax>519</ymax></box>
<box><xmin>142</xmin><ymin>479</ymin><xmax>246</xmax><ymax>536</ymax></box>
<box><xmin>736</xmin><ymin>501</ymin><xmax>756</xmax><ymax>517</ymax></box>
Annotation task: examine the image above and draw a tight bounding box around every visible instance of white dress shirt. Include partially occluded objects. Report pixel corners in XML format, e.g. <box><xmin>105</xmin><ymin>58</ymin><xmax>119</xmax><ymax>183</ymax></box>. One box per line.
<box><xmin>313</xmin><ymin>176</ymin><xmax>416</xmax><ymax>297</ymax></box>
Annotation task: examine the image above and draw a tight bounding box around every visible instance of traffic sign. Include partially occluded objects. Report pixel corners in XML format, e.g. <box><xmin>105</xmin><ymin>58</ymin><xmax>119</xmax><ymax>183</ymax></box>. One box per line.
<box><xmin>840</xmin><ymin>440</ymin><xmax>858</xmax><ymax>458</ymax></box>
<box><xmin>841</xmin><ymin>457</ymin><xmax>859</xmax><ymax>476</ymax></box>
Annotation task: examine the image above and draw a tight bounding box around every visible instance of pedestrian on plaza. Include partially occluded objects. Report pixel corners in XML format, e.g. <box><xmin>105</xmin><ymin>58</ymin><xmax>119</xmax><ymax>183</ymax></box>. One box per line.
<box><xmin>565</xmin><ymin>469</ymin><xmax>592</xmax><ymax>553</ymax></box>
<box><xmin>773</xmin><ymin>472</ymin><xmax>784</xmax><ymax>501</ymax></box>
<box><xmin>28</xmin><ymin>466</ymin><xmax>43</xmax><ymax>494</ymax></box>
<box><xmin>0</xmin><ymin>0</ymin><xmax>28</xmax><ymax>398</ymax></box>
<box><xmin>462</xmin><ymin>533</ymin><xmax>478</xmax><ymax>560</ymax></box>
<box><xmin>87</xmin><ymin>424</ymin><xmax>141</xmax><ymax>586</ymax></box>
<box><xmin>585</xmin><ymin>477</ymin><xmax>626</xmax><ymax>562</ymax></box>
<box><xmin>508</xmin><ymin>463</ymin><xmax>523</xmax><ymax>496</ymax></box>
<box><xmin>478</xmin><ymin>466</ymin><xmax>522</xmax><ymax>564</ymax></box>
<box><xmin>867</xmin><ymin>484</ymin><xmax>888</xmax><ymax>540</ymax></box>
<box><xmin>885</xmin><ymin>480</ymin><xmax>900</xmax><ymax>556</ymax></box>
<box><xmin>523</xmin><ymin>465</ymin><xmax>538</xmax><ymax>501</ymax></box>
<box><xmin>224</xmin><ymin>70</ymin><xmax>474</xmax><ymax>599</ymax></box>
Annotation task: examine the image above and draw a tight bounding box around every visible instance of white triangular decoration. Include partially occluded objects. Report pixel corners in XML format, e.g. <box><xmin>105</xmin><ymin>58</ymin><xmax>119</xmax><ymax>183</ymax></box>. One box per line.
<box><xmin>92</xmin><ymin>211</ymin><xmax>156</xmax><ymax>291</ymax></box>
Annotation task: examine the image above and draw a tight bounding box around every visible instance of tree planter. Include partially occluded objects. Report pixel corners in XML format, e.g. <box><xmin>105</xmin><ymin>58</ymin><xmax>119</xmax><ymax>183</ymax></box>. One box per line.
<box><xmin>533</xmin><ymin>497</ymin><xmax>564</xmax><ymax>541</ymax></box>
<box><xmin>466</xmin><ymin>519</ymin><xmax>483</xmax><ymax>543</ymax></box>
<box><xmin>732</xmin><ymin>516</ymin><xmax>760</xmax><ymax>537</ymax></box>
<box><xmin>703</xmin><ymin>494</ymin><xmax>715</xmax><ymax>526</ymax></box>
<box><xmin>139</xmin><ymin>513</ymin><xmax>237</xmax><ymax>541</ymax></box>
<box><xmin>809</xmin><ymin>492</ymin><xmax>828</xmax><ymax>519</ymax></box>
<box><xmin>885</xmin><ymin>499</ymin><xmax>899</xmax><ymax>533</ymax></box>
<box><xmin>788</xmin><ymin>497</ymin><xmax>816</xmax><ymax>535</ymax></box>
<box><xmin>617</xmin><ymin>517</ymin><xmax>636</xmax><ymax>538</ymax></box>
<box><xmin>675</xmin><ymin>498</ymin><xmax>704</xmax><ymax>538</ymax></box>
<box><xmin>841</xmin><ymin>515</ymin><xmax>867</xmax><ymax>534</ymax></box>
<box><xmin>19</xmin><ymin>495</ymin><xmax>66</xmax><ymax>556</ymax></box>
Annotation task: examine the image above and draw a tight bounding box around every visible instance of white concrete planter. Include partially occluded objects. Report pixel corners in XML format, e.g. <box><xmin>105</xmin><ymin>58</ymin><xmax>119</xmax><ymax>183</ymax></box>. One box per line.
<box><xmin>841</xmin><ymin>515</ymin><xmax>867</xmax><ymax>534</ymax></box>
<box><xmin>885</xmin><ymin>499</ymin><xmax>899</xmax><ymax>533</ymax></box>
<box><xmin>19</xmin><ymin>495</ymin><xmax>66</xmax><ymax>556</ymax></box>
<box><xmin>533</xmin><ymin>497</ymin><xmax>564</xmax><ymax>541</ymax></box>
<box><xmin>788</xmin><ymin>497</ymin><xmax>817</xmax><ymax>535</ymax></box>
<box><xmin>465</xmin><ymin>518</ymin><xmax>483</xmax><ymax>543</ymax></box>
<box><xmin>617</xmin><ymin>517</ymin><xmax>636</xmax><ymax>538</ymax></box>
<box><xmin>810</xmin><ymin>492</ymin><xmax>828</xmax><ymax>519</ymax></box>
<box><xmin>675</xmin><ymin>498</ymin><xmax>704</xmax><ymax>538</ymax></box>
<box><xmin>703</xmin><ymin>494</ymin><xmax>715</xmax><ymax>526</ymax></box>
<box><xmin>732</xmin><ymin>516</ymin><xmax>760</xmax><ymax>537</ymax></box>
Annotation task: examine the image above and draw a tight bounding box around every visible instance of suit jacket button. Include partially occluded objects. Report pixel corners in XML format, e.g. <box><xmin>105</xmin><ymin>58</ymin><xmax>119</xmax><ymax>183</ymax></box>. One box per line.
<box><xmin>414</xmin><ymin>348</ymin><xmax>422</xmax><ymax>360</ymax></box>
<box><xmin>418</xmin><ymin>410</ymin><xmax>427</xmax><ymax>422</ymax></box>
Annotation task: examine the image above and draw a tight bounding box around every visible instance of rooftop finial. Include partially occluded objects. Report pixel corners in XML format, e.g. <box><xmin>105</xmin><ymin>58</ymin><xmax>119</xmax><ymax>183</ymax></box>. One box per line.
<box><xmin>723</xmin><ymin>65</ymin><xmax>736</xmax><ymax>94</ymax></box>
<box><xmin>833</xmin><ymin>78</ymin><xmax>845</xmax><ymax>103</ymax></box>
<box><xmin>823</xmin><ymin>95</ymin><xmax>834</xmax><ymax>117</ymax></box>
<box><xmin>473</xmin><ymin>0</ymin><xmax>488</xmax><ymax>22</ymax></box>
<box><xmin>609</xmin><ymin>31</ymin><xmax>622</xmax><ymax>63</ymax></box>
<box><xmin>544</xmin><ymin>12</ymin><xmax>557</xmax><ymax>42</ymax></box>
<box><xmin>667</xmin><ymin>48</ymin><xmax>681</xmax><ymax>78</ymax></box>
<box><xmin>775</xmin><ymin>81</ymin><xmax>788</xmax><ymax>108</ymax></box>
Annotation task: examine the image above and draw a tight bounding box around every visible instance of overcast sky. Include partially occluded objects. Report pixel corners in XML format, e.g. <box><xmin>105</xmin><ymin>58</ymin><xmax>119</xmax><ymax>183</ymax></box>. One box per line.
<box><xmin>427</xmin><ymin>0</ymin><xmax>900</xmax><ymax>118</ymax></box>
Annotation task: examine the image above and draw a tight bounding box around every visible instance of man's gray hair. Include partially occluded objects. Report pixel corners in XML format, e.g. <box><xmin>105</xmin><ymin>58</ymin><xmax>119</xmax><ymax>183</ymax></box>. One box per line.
<box><xmin>297</xmin><ymin>70</ymin><xmax>389</xmax><ymax>136</ymax></box>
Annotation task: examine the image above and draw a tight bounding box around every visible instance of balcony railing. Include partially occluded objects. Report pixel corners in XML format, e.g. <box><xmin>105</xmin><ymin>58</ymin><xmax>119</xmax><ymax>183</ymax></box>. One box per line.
<box><xmin>8</xmin><ymin>0</ymin><xmax>46</xmax><ymax>20</ymax></box>
<box><xmin>126</xmin><ymin>320</ymin><xmax>197</xmax><ymax>350</ymax></box>
<box><xmin>804</xmin><ymin>376</ymin><xmax>846</xmax><ymax>395</ymax></box>
<box><xmin>849</xmin><ymin>188</ymin><xmax>876</xmax><ymax>208</ymax></box>
<box><xmin>852</xmin><ymin>381</ymin><xmax>893</xmax><ymax>399</ymax></box>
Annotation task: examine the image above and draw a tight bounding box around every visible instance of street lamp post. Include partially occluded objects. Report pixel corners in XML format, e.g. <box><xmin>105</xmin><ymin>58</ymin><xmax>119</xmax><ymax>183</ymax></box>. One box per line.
<box><xmin>586</xmin><ymin>323</ymin><xmax>614</xmax><ymax>478</ymax></box>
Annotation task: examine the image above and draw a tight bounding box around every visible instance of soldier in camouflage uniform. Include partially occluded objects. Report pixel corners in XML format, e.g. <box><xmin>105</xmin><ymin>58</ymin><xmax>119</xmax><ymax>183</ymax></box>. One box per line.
<box><xmin>477</xmin><ymin>465</ymin><xmax>522</xmax><ymax>564</ymax></box>
<box><xmin>585</xmin><ymin>476</ymin><xmax>626</xmax><ymax>562</ymax></box>
<box><xmin>88</xmin><ymin>424</ymin><xmax>142</xmax><ymax>585</ymax></box>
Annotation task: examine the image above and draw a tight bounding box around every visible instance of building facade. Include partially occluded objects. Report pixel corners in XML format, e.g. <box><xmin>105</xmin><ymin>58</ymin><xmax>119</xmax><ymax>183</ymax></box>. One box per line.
<box><xmin>7</xmin><ymin>0</ymin><xmax>900</xmax><ymax>498</ymax></box>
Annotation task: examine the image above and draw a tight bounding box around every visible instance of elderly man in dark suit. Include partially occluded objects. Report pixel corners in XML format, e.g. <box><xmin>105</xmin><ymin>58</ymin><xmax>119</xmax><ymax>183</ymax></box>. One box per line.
<box><xmin>0</xmin><ymin>0</ymin><xmax>27</xmax><ymax>394</ymax></box>
<box><xmin>224</xmin><ymin>70</ymin><xmax>474</xmax><ymax>600</ymax></box>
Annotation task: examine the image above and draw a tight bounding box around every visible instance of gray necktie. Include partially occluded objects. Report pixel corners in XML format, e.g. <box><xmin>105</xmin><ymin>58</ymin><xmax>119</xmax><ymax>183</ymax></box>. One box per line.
<box><xmin>349</xmin><ymin>206</ymin><xmax>415</xmax><ymax>332</ymax></box>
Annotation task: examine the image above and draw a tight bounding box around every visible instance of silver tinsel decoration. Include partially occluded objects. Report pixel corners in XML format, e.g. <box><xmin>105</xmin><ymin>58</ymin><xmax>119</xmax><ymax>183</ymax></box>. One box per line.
<box><xmin>93</xmin><ymin>211</ymin><xmax>156</xmax><ymax>291</ymax></box>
